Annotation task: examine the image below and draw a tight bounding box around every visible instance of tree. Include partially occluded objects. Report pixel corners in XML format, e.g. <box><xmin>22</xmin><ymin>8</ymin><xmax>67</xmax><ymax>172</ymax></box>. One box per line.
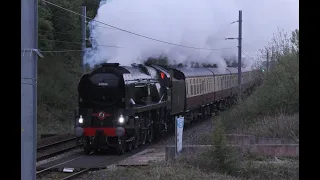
<box><xmin>37</xmin><ymin>0</ymin><xmax>100</xmax><ymax>133</ymax></box>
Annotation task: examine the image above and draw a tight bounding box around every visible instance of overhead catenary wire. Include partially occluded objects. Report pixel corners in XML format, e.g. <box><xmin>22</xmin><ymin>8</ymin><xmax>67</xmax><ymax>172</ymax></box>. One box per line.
<box><xmin>38</xmin><ymin>30</ymin><xmax>81</xmax><ymax>36</ymax></box>
<box><xmin>41</xmin><ymin>0</ymin><xmax>235</xmax><ymax>51</ymax></box>
<box><xmin>241</xmin><ymin>50</ymin><xmax>255</xmax><ymax>60</ymax></box>
<box><xmin>38</xmin><ymin>38</ymin><xmax>124</xmax><ymax>48</ymax></box>
<box><xmin>40</xmin><ymin>49</ymin><xmax>84</xmax><ymax>53</ymax></box>
<box><xmin>39</xmin><ymin>49</ymin><xmax>112</xmax><ymax>53</ymax></box>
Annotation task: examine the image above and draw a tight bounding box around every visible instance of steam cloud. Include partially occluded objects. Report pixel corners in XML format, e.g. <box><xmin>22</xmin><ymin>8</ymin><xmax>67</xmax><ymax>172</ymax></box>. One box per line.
<box><xmin>85</xmin><ymin>0</ymin><xmax>298</xmax><ymax>69</ymax></box>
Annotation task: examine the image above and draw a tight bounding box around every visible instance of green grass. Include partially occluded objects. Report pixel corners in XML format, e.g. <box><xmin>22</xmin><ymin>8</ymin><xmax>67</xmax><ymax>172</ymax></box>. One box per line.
<box><xmin>103</xmin><ymin>162</ymin><xmax>241</xmax><ymax>180</ymax></box>
<box><xmin>99</xmin><ymin>156</ymin><xmax>298</xmax><ymax>180</ymax></box>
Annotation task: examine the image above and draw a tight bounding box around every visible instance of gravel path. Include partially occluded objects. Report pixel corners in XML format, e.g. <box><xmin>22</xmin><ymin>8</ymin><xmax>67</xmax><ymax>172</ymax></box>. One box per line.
<box><xmin>76</xmin><ymin>118</ymin><xmax>216</xmax><ymax>180</ymax></box>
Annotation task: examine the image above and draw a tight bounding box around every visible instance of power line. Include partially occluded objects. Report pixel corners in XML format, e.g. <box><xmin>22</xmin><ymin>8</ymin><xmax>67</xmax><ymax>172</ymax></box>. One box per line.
<box><xmin>241</xmin><ymin>50</ymin><xmax>255</xmax><ymax>60</ymax></box>
<box><xmin>91</xmin><ymin>24</ymin><xmax>116</xmax><ymax>30</ymax></box>
<box><xmin>38</xmin><ymin>30</ymin><xmax>81</xmax><ymax>36</ymax></box>
<box><xmin>39</xmin><ymin>38</ymin><xmax>82</xmax><ymax>45</ymax></box>
<box><xmin>41</xmin><ymin>0</ymin><xmax>235</xmax><ymax>51</ymax></box>
<box><xmin>40</xmin><ymin>49</ymin><xmax>84</xmax><ymax>53</ymax></box>
<box><xmin>38</xmin><ymin>38</ymin><xmax>124</xmax><ymax>48</ymax></box>
<box><xmin>91</xmin><ymin>24</ymin><xmax>229</xmax><ymax>42</ymax></box>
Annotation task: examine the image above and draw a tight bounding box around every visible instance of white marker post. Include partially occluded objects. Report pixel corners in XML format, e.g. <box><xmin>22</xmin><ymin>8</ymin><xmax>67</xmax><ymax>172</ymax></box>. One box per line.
<box><xmin>175</xmin><ymin>116</ymin><xmax>185</xmax><ymax>157</ymax></box>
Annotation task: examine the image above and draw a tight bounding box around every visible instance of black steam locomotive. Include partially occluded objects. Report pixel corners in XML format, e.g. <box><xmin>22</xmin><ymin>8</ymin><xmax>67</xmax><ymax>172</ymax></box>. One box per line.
<box><xmin>74</xmin><ymin>62</ymin><xmax>260</xmax><ymax>154</ymax></box>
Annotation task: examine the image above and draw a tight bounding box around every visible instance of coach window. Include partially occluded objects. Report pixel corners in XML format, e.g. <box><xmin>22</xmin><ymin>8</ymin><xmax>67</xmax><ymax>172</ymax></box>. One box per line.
<box><xmin>205</xmin><ymin>78</ymin><xmax>208</xmax><ymax>93</ymax></box>
<box><xmin>225</xmin><ymin>76</ymin><xmax>227</xmax><ymax>89</ymax></box>
<box><xmin>220</xmin><ymin>76</ymin><xmax>222</xmax><ymax>90</ymax></box>
<box><xmin>221</xmin><ymin>76</ymin><xmax>223</xmax><ymax>90</ymax></box>
<box><xmin>189</xmin><ymin>79</ymin><xmax>192</xmax><ymax>96</ymax></box>
<box><xmin>200</xmin><ymin>78</ymin><xmax>202</xmax><ymax>94</ymax></box>
<box><xmin>212</xmin><ymin>77</ymin><xmax>215</xmax><ymax>92</ymax></box>
<box><xmin>226</xmin><ymin>76</ymin><xmax>227</xmax><ymax>89</ymax></box>
<box><xmin>190</xmin><ymin>79</ymin><xmax>193</xmax><ymax>96</ymax></box>
<box><xmin>211</xmin><ymin>77</ymin><xmax>213</xmax><ymax>92</ymax></box>
<box><xmin>216</xmin><ymin>77</ymin><xmax>218</xmax><ymax>91</ymax></box>
<box><xmin>221</xmin><ymin>76</ymin><xmax>223</xmax><ymax>89</ymax></box>
<box><xmin>232</xmin><ymin>76</ymin><xmax>234</xmax><ymax>86</ymax></box>
<box><xmin>204</xmin><ymin>78</ymin><xmax>206</xmax><ymax>93</ymax></box>
<box><xmin>199</xmin><ymin>78</ymin><xmax>202</xmax><ymax>94</ymax></box>
<box><xmin>198</xmin><ymin>78</ymin><xmax>200</xmax><ymax>95</ymax></box>
<box><xmin>209</xmin><ymin>78</ymin><xmax>211</xmax><ymax>92</ymax></box>
<box><xmin>214</xmin><ymin>77</ymin><xmax>216</xmax><ymax>91</ymax></box>
<box><xmin>226</xmin><ymin>76</ymin><xmax>228</xmax><ymax>89</ymax></box>
<box><xmin>202</xmin><ymin>79</ymin><xmax>205</xmax><ymax>94</ymax></box>
<box><xmin>226</xmin><ymin>76</ymin><xmax>228</xmax><ymax>88</ymax></box>
<box><xmin>194</xmin><ymin>79</ymin><xmax>196</xmax><ymax>95</ymax></box>
<box><xmin>211</xmin><ymin>77</ymin><xmax>214</xmax><ymax>91</ymax></box>
<box><xmin>199</xmin><ymin>78</ymin><xmax>201</xmax><ymax>94</ymax></box>
<box><xmin>191</xmin><ymin>79</ymin><xmax>194</xmax><ymax>96</ymax></box>
<box><xmin>206</xmin><ymin>78</ymin><xmax>208</xmax><ymax>93</ymax></box>
<box><xmin>196</xmin><ymin>79</ymin><xmax>199</xmax><ymax>95</ymax></box>
<box><xmin>204</xmin><ymin>78</ymin><xmax>207</xmax><ymax>93</ymax></box>
<box><xmin>195</xmin><ymin>78</ymin><xmax>198</xmax><ymax>95</ymax></box>
<box><xmin>210</xmin><ymin>77</ymin><xmax>213</xmax><ymax>92</ymax></box>
<box><xmin>186</xmin><ymin>81</ymin><xmax>189</xmax><ymax>97</ymax></box>
<box><xmin>194</xmin><ymin>79</ymin><xmax>196</xmax><ymax>96</ymax></box>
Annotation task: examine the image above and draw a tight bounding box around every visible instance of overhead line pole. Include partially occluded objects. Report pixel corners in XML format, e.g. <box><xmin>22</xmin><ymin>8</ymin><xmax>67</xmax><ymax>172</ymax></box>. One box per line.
<box><xmin>21</xmin><ymin>0</ymin><xmax>43</xmax><ymax>179</ymax></box>
<box><xmin>226</xmin><ymin>10</ymin><xmax>243</xmax><ymax>101</ymax></box>
<box><xmin>81</xmin><ymin>5</ymin><xmax>87</xmax><ymax>73</ymax></box>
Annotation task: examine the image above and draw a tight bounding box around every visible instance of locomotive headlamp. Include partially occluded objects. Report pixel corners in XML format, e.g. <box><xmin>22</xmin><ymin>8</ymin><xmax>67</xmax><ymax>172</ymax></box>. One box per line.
<box><xmin>118</xmin><ymin>114</ymin><xmax>124</xmax><ymax>124</ymax></box>
<box><xmin>79</xmin><ymin>115</ymin><xmax>84</xmax><ymax>124</ymax></box>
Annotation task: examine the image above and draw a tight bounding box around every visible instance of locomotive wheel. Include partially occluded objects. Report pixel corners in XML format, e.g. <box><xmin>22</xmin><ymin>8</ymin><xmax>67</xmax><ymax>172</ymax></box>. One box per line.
<box><xmin>93</xmin><ymin>148</ymin><xmax>100</xmax><ymax>154</ymax></box>
<box><xmin>146</xmin><ymin>126</ymin><xmax>154</xmax><ymax>143</ymax></box>
<box><xmin>126</xmin><ymin>142</ymin><xmax>133</xmax><ymax>152</ymax></box>
<box><xmin>116</xmin><ymin>140</ymin><xmax>125</xmax><ymax>155</ymax></box>
<box><xmin>140</xmin><ymin>130</ymin><xmax>147</xmax><ymax>145</ymax></box>
<box><xmin>83</xmin><ymin>137</ymin><xmax>92</xmax><ymax>155</ymax></box>
<box><xmin>132</xmin><ymin>132</ymin><xmax>140</xmax><ymax>149</ymax></box>
<box><xmin>83</xmin><ymin>146</ymin><xmax>91</xmax><ymax>155</ymax></box>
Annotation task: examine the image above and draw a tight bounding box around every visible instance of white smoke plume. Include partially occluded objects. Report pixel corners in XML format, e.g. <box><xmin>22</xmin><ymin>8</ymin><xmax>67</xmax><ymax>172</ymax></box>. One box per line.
<box><xmin>85</xmin><ymin>0</ymin><xmax>298</xmax><ymax>70</ymax></box>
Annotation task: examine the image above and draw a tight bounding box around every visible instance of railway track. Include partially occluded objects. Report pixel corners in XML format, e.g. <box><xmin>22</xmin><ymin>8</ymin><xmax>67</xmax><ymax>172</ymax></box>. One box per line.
<box><xmin>37</xmin><ymin>134</ymin><xmax>81</xmax><ymax>162</ymax></box>
<box><xmin>36</xmin><ymin>147</ymin><xmax>146</xmax><ymax>180</ymax></box>
<box><xmin>35</xmin><ymin>115</ymin><xmax>217</xmax><ymax>180</ymax></box>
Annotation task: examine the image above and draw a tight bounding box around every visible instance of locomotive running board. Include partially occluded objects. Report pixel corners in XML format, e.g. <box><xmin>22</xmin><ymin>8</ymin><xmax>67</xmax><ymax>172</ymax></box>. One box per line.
<box><xmin>123</xmin><ymin>101</ymin><xmax>169</xmax><ymax>116</ymax></box>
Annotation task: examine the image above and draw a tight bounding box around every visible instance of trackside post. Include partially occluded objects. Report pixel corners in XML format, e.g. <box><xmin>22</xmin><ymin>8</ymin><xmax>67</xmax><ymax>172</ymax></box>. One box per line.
<box><xmin>175</xmin><ymin>116</ymin><xmax>185</xmax><ymax>157</ymax></box>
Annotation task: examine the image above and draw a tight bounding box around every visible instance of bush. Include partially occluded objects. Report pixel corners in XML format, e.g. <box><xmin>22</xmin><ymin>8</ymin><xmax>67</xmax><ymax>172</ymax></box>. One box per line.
<box><xmin>239</xmin><ymin>113</ymin><xmax>299</xmax><ymax>140</ymax></box>
<box><xmin>221</xmin><ymin>29</ymin><xmax>299</xmax><ymax>139</ymax></box>
<box><xmin>178</xmin><ymin>118</ymin><xmax>240</xmax><ymax>175</ymax></box>
<box><xmin>37</xmin><ymin>54</ymin><xmax>82</xmax><ymax>135</ymax></box>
